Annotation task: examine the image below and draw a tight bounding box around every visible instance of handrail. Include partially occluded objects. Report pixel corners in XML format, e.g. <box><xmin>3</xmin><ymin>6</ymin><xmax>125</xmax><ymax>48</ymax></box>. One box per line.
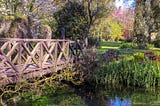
<box><xmin>0</xmin><ymin>38</ymin><xmax>72</xmax><ymax>42</ymax></box>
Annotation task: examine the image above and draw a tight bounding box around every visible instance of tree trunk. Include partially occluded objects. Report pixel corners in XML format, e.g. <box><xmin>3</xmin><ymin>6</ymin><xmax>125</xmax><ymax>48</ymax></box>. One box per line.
<box><xmin>83</xmin><ymin>27</ymin><xmax>89</xmax><ymax>48</ymax></box>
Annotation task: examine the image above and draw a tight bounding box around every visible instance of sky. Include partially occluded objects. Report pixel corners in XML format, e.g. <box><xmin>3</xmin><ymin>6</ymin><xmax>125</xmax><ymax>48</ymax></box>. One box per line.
<box><xmin>115</xmin><ymin>0</ymin><xmax>136</xmax><ymax>9</ymax></box>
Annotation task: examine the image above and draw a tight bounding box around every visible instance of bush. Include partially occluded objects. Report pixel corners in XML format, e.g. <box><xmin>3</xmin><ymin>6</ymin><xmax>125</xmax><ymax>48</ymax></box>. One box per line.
<box><xmin>88</xmin><ymin>37</ymin><xmax>100</xmax><ymax>48</ymax></box>
<box><xmin>146</xmin><ymin>44</ymin><xmax>155</xmax><ymax>49</ymax></box>
<box><xmin>133</xmin><ymin>52</ymin><xmax>145</xmax><ymax>60</ymax></box>
<box><xmin>153</xmin><ymin>35</ymin><xmax>160</xmax><ymax>48</ymax></box>
<box><xmin>119</xmin><ymin>43</ymin><xmax>138</xmax><ymax>49</ymax></box>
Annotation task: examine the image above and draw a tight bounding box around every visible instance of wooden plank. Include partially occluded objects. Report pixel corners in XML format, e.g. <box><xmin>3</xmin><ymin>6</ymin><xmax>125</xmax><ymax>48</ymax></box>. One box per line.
<box><xmin>12</xmin><ymin>53</ymin><xmax>19</xmax><ymax>64</ymax></box>
<box><xmin>57</xmin><ymin>42</ymin><xmax>68</xmax><ymax>63</ymax></box>
<box><xmin>21</xmin><ymin>43</ymin><xmax>41</xmax><ymax>72</ymax></box>
<box><xmin>0</xmin><ymin>62</ymin><xmax>72</xmax><ymax>86</ymax></box>
<box><xmin>0</xmin><ymin>50</ymin><xmax>18</xmax><ymax>73</ymax></box>
<box><xmin>6</xmin><ymin>43</ymin><xmax>19</xmax><ymax>57</ymax></box>
<box><xmin>0</xmin><ymin>41</ymin><xmax>9</xmax><ymax>51</ymax></box>
<box><xmin>42</xmin><ymin>42</ymin><xmax>55</xmax><ymax>67</ymax></box>
<box><xmin>40</xmin><ymin>42</ymin><xmax>43</xmax><ymax>69</ymax></box>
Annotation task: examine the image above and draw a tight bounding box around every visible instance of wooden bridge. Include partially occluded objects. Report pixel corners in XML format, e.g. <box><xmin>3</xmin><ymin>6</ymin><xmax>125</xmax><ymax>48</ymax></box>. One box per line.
<box><xmin>0</xmin><ymin>38</ymin><xmax>83</xmax><ymax>86</ymax></box>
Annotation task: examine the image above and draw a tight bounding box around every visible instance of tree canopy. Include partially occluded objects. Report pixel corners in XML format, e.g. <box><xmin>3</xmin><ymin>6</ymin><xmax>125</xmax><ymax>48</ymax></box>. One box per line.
<box><xmin>54</xmin><ymin>1</ymin><xmax>89</xmax><ymax>40</ymax></box>
<box><xmin>134</xmin><ymin>0</ymin><xmax>160</xmax><ymax>48</ymax></box>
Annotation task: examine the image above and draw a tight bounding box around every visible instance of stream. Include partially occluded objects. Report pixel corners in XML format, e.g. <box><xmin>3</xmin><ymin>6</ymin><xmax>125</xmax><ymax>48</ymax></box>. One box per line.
<box><xmin>18</xmin><ymin>84</ymin><xmax>160</xmax><ymax>106</ymax></box>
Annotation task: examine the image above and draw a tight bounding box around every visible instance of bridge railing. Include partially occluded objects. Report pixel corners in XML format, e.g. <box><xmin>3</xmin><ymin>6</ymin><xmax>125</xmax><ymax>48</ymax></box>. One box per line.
<box><xmin>0</xmin><ymin>38</ymin><xmax>80</xmax><ymax>74</ymax></box>
<box><xmin>0</xmin><ymin>38</ymin><xmax>84</xmax><ymax>85</ymax></box>
<box><xmin>69</xmin><ymin>40</ymin><xmax>84</xmax><ymax>62</ymax></box>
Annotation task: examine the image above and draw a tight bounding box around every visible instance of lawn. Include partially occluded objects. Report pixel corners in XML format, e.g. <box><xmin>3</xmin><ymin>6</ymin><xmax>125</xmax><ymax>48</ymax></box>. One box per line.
<box><xmin>97</xmin><ymin>41</ymin><xmax>160</xmax><ymax>55</ymax></box>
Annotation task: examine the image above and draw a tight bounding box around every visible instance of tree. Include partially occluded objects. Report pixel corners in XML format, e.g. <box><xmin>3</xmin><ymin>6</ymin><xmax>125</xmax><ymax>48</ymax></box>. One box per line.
<box><xmin>91</xmin><ymin>18</ymin><xmax>123</xmax><ymax>41</ymax></box>
<box><xmin>134</xmin><ymin>0</ymin><xmax>160</xmax><ymax>48</ymax></box>
<box><xmin>81</xmin><ymin>0</ymin><xmax>113</xmax><ymax>47</ymax></box>
<box><xmin>54</xmin><ymin>1</ymin><xmax>89</xmax><ymax>40</ymax></box>
<box><xmin>0</xmin><ymin>0</ymin><xmax>58</xmax><ymax>38</ymax></box>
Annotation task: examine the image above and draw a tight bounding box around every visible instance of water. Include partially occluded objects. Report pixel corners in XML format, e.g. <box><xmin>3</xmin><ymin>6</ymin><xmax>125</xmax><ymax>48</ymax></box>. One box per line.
<box><xmin>17</xmin><ymin>85</ymin><xmax>160</xmax><ymax>106</ymax></box>
<box><xmin>79</xmin><ymin>86</ymin><xmax>160</xmax><ymax>106</ymax></box>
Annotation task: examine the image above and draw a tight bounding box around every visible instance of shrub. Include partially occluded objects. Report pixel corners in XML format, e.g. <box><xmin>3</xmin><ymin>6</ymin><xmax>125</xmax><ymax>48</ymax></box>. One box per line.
<box><xmin>146</xmin><ymin>44</ymin><xmax>155</xmax><ymax>49</ymax></box>
<box><xmin>154</xmin><ymin>52</ymin><xmax>160</xmax><ymax>57</ymax></box>
<box><xmin>102</xmin><ymin>49</ymin><xmax>119</xmax><ymax>62</ymax></box>
<box><xmin>88</xmin><ymin>37</ymin><xmax>100</xmax><ymax>48</ymax></box>
<box><xmin>119</xmin><ymin>43</ymin><xmax>138</xmax><ymax>49</ymax></box>
<box><xmin>153</xmin><ymin>35</ymin><xmax>160</xmax><ymax>48</ymax></box>
<box><xmin>133</xmin><ymin>52</ymin><xmax>145</xmax><ymax>60</ymax></box>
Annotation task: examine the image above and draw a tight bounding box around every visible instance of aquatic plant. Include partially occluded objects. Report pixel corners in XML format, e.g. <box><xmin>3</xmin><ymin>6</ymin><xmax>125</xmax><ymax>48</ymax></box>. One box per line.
<box><xmin>95</xmin><ymin>57</ymin><xmax>160</xmax><ymax>88</ymax></box>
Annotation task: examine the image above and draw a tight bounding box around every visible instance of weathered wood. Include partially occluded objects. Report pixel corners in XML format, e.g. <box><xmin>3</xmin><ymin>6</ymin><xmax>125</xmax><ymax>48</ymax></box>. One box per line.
<box><xmin>0</xmin><ymin>38</ymin><xmax>83</xmax><ymax>86</ymax></box>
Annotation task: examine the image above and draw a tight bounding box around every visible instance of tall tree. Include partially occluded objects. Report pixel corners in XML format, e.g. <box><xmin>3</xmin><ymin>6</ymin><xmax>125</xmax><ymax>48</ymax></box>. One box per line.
<box><xmin>81</xmin><ymin>0</ymin><xmax>113</xmax><ymax>47</ymax></box>
<box><xmin>53</xmin><ymin>0</ymin><xmax>113</xmax><ymax>46</ymax></box>
<box><xmin>54</xmin><ymin>1</ymin><xmax>88</xmax><ymax>40</ymax></box>
<box><xmin>134</xmin><ymin>0</ymin><xmax>160</xmax><ymax>48</ymax></box>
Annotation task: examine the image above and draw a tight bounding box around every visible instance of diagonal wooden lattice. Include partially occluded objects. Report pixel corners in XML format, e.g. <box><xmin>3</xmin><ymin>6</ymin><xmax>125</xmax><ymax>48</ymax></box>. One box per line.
<box><xmin>0</xmin><ymin>38</ymin><xmax>83</xmax><ymax>86</ymax></box>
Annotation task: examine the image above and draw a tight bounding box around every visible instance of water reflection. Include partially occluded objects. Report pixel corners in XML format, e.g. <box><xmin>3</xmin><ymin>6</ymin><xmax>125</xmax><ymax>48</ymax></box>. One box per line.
<box><xmin>77</xmin><ymin>86</ymin><xmax>160</xmax><ymax>106</ymax></box>
<box><xmin>108</xmin><ymin>96</ymin><xmax>131</xmax><ymax>106</ymax></box>
<box><xmin>16</xmin><ymin>85</ymin><xmax>160</xmax><ymax>106</ymax></box>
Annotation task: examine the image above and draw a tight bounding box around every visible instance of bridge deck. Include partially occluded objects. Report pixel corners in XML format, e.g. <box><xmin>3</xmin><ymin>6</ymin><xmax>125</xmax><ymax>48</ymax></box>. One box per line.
<box><xmin>0</xmin><ymin>60</ymin><xmax>71</xmax><ymax>85</ymax></box>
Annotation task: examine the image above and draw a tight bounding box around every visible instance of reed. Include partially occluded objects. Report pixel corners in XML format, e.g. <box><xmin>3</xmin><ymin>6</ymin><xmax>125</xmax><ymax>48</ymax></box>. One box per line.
<box><xmin>95</xmin><ymin>57</ymin><xmax>160</xmax><ymax>88</ymax></box>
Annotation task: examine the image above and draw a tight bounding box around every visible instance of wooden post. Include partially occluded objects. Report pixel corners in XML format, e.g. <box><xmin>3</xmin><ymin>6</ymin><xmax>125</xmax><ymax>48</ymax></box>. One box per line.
<box><xmin>61</xmin><ymin>27</ymin><xmax>65</xmax><ymax>39</ymax></box>
<box><xmin>55</xmin><ymin>41</ymin><xmax>58</xmax><ymax>70</ymax></box>
<box><xmin>40</xmin><ymin>41</ymin><xmax>43</xmax><ymax>69</ymax></box>
<box><xmin>18</xmin><ymin>41</ymin><xmax>22</xmax><ymax>65</ymax></box>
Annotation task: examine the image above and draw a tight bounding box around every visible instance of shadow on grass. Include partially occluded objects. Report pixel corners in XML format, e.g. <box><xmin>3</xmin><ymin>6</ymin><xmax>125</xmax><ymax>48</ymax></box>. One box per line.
<box><xmin>100</xmin><ymin>41</ymin><xmax>121</xmax><ymax>47</ymax></box>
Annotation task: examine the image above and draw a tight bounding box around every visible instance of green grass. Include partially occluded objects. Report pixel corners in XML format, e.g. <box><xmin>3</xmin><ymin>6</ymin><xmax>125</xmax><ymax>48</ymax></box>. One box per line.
<box><xmin>97</xmin><ymin>41</ymin><xmax>160</xmax><ymax>54</ymax></box>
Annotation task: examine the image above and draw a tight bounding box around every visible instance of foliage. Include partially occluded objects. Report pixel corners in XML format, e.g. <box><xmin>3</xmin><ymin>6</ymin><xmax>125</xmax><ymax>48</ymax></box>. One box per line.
<box><xmin>0</xmin><ymin>0</ymin><xmax>63</xmax><ymax>38</ymax></box>
<box><xmin>112</xmin><ymin>6</ymin><xmax>134</xmax><ymax>42</ymax></box>
<box><xmin>54</xmin><ymin>1</ymin><xmax>89</xmax><ymax>40</ymax></box>
<box><xmin>88</xmin><ymin>37</ymin><xmax>101</xmax><ymax>48</ymax></box>
<box><xmin>90</xmin><ymin>18</ymin><xmax>110</xmax><ymax>40</ymax></box>
<box><xmin>91</xmin><ymin>18</ymin><xmax>123</xmax><ymax>41</ymax></box>
<box><xmin>106</xmin><ymin>19</ymin><xmax>124</xmax><ymax>41</ymax></box>
<box><xmin>119</xmin><ymin>42</ymin><xmax>138</xmax><ymax>49</ymax></box>
<box><xmin>119</xmin><ymin>42</ymin><xmax>155</xmax><ymax>50</ymax></box>
<box><xmin>122</xmin><ymin>30</ymin><xmax>133</xmax><ymax>41</ymax></box>
<box><xmin>82</xmin><ymin>0</ymin><xmax>113</xmax><ymax>28</ymax></box>
<box><xmin>102</xmin><ymin>49</ymin><xmax>119</xmax><ymax>62</ymax></box>
<box><xmin>133</xmin><ymin>52</ymin><xmax>145</xmax><ymax>60</ymax></box>
<box><xmin>75</xmin><ymin>48</ymin><xmax>98</xmax><ymax>83</ymax></box>
<box><xmin>94</xmin><ymin>57</ymin><xmax>160</xmax><ymax>88</ymax></box>
<box><xmin>134</xmin><ymin>0</ymin><xmax>160</xmax><ymax>49</ymax></box>
<box><xmin>154</xmin><ymin>52</ymin><xmax>160</xmax><ymax>57</ymax></box>
<box><xmin>153</xmin><ymin>34</ymin><xmax>160</xmax><ymax>48</ymax></box>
